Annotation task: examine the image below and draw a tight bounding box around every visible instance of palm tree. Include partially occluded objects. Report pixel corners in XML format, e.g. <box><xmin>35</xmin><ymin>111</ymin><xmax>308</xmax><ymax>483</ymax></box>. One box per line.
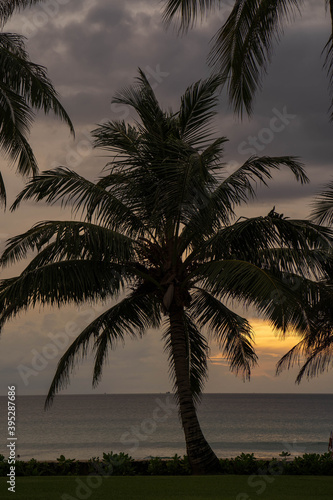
<box><xmin>276</xmin><ymin>291</ymin><xmax>333</xmax><ymax>382</ymax></box>
<box><xmin>0</xmin><ymin>1</ymin><xmax>74</xmax><ymax>206</ymax></box>
<box><xmin>0</xmin><ymin>71</ymin><xmax>330</xmax><ymax>473</ymax></box>
<box><xmin>277</xmin><ymin>182</ymin><xmax>333</xmax><ymax>382</ymax></box>
<box><xmin>163</xmin><ymin>0</ymin><xmax>333</xmax><ymax>118</ymax></box>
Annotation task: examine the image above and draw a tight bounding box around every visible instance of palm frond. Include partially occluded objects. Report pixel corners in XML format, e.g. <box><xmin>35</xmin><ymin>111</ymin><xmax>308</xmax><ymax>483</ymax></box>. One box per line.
<box><xmin>0</xmin><ymin>0</ymin><xmax>43</xmax><ymax>26</ymax></box>
<box><xmin>92</xmin><ymin>120</ymin><xmax>140</xmax><ymax>156</ymax></box>
<box><xmin>214</xmin><ymin>156</ymin><xmax>308</xmax><ymax>209</ymax></box>
<box><xmin>191</xmin><ymin>288</ymin><xmax>257</xmax><ymax>380</ymax></box>
<box><xmin>208</xmin><ymin>0</ymin><xmax>302</xmax><ymax>115</ymax></box>
<box><xmin>0</xmin><ymin>260</ymin><xmax>127</xmax><ymax>330</ymax></box>
<box><xmin>296</xmin><ymin>345</ymin><xmax>333</xmax><ymax>382</ymax></box>
<box><xmin>0</xmin><ymin>32</ymin><xmax>73</xmax><ymax>196</ymax></box>
<box><xmin>172</xmin><ymin>143</ymin><xmax>217</xmax><ymax>238</ymax></box>
<box><xmin>324</xmin><ymin>1</ymin><xmax>333</xmax><ymax>119</ymax></box>
<box><xmin>162</xmin><ymin>0</ymin><xmax>218</xmax><ymax>31</ymax></box>
<box><xmin>311</xmin><ymin>180</ymin><xmax>333</xmax><ymax>225</ymax></box>
<box><xmin>0</xmin><ymin>171</ymin><xmax>6</xmax><ymax>207</ymax></box>
<box><xmin>0</xmin><ymin>32</ymin><xmax>25</xmax><ymax>54</ymax></box>
<box><xmin>111</xmin><ymin>68</ymin><xmax>166</xmax><ymax>133</ymax></box>
<box><xmin>45</xmin><ymin>290</ymin><xmax>161</xmax><ymax>408</ymax></box>
<box><xmin>92</xmin><ymin>121</ymin><xmax>171</xmax><ymax>228</ymax></box>
<box><xmin>11</xmin><ymin>168</ymin><xmax>147</xmax><ymax>236</ymax></box>
<box><xmin>0</xmin><ymin>33</ymin><xmax>74</xmax><ymax>135</ymax></box>
<box><xmin>1</xmin><ymin>220</ymin><xmax>137</xmax><ymax>268</ymax></box>
<box><xmin>277</xmin><ymin>332</ymin><xmax>333</xmax><ymax>383</ymax></box>
<box><xmin>276</xmin><ymin>282</ymin><xmax>333</xmax><ymax>381</ymax></box>
<box><xmin>0</xmin><ymin>79</ymin><xmax>38</xmax><ymax>177</ymax></box>
<box><xmin>178</xmin><ymin>74</ymin><xmax>225</xmax><ymax>146</ymax></box>
<box><xmin>179</xmin><ymin>156</ymin><xmax>308</xmax><ymax>249</ymax></box>
<box><xmin>323</xmin><ymin>34</ymin><xmax>333</xmax><ymax>121</ymax></box>
<box><xmin>202</xmin><ymin>212</ymin><xmax>332</xmax><ymax>277</ymax></box>
<box><xmin>217</xmin><ymin>155</ymin><xmax>306</xmax><ymax>222</ymax></box>
<box><xmin>276</xmin><ymin>338</ymin><xmax>305</xmax><ymax>375</ymax></box>
<box><xmin>191</xmin><ymin>259</ymin><xmax>319</xmax><ymax>334</ymax></box>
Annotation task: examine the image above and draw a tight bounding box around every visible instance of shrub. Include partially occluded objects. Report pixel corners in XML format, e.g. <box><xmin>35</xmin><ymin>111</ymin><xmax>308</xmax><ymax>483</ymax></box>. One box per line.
<box><xmin>102</xmin><ymin>452</ymin><xmax>135</xmax><ymax>476</ymax></box>
<box><xmin>56</xmin><ymin>455</ymin><xmax>79</xmax><ymax>475</ymax></box>
<box><xmin>165</xmin><ymin>454</ymin><xmax>191</xmax><ymax>475</ymax></box>
<box><xmin>148</xmin><ymin>457</ymin><xmax>168</xmax><ymax>475</ymax></box>
<box><xmin>285</xmin><ymin>453</ymin><xmax>333</xmax><ymax>476</ymax></box>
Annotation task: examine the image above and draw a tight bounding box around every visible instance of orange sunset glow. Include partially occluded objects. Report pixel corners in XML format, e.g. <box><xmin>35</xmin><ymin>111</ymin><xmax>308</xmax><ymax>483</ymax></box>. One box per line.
<box><xmin>209</xmin><ymin>319</ymin><xmax>300</xmax><ymax>368</ymax></box>
<box><xmin>206</xmin><ymin>318</ymin><xmax>332</xmax><ymax>393</ymax></box>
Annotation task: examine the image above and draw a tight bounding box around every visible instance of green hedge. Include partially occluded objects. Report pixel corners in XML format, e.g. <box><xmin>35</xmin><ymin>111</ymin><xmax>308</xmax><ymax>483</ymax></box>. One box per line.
<box><xmin>0</xmin><ymin>452</ymin><xmax>332</xmax><ymax>476</ymax></box>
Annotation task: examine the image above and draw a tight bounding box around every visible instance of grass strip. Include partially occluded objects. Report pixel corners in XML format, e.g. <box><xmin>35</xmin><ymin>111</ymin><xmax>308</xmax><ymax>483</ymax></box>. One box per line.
<box><xmin>1</xmin><ymin>475</ymin><xmax>333</xmax><ymax>500</ymax></box>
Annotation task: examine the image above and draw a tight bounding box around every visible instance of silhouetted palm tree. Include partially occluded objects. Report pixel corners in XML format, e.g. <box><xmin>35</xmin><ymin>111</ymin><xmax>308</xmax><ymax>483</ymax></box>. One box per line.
<box><xmin>277</xmin><ymin>182</ymin><xmax>333</xmax><ymax>381</ymax></box>
<box><xmin>163</xmin><ymin>0</ymin><xmax>333</xmax><ymax>118</ymax></box>
<box><xmin>0</xmin><ymin>71</ymin><xmax>330</xmax><ymax>473</ymax></box>
<box><xmin>0</xmin><ymin>1</ymin><xmax>74</xmax><ymax>206</ymax></box>
<box><xmin>276</xmin><ymin>292</ymin><xmax>333</xmax><ymax>382</ymax></box>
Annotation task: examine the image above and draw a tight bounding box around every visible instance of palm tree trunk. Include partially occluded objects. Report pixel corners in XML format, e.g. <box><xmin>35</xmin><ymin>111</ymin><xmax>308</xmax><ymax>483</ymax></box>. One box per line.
<box><xmin>169</xmin><ymin>303</ymin><xmax>221</xmax><ymax>474</ymax></box>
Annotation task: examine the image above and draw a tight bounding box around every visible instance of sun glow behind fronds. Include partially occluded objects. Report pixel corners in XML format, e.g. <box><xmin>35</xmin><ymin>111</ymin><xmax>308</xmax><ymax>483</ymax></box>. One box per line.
<box><xmin>209</xmin><ymin>318</ymin><xmax>303</xmax><ymax>383</ymax></box>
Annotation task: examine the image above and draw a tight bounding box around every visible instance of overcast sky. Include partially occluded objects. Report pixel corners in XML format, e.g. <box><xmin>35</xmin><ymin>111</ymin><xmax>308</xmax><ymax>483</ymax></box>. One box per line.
<box><xmin>0</xmin><ymin>0</ymin><xmax>332</xmax><ymax>397</ymax></box>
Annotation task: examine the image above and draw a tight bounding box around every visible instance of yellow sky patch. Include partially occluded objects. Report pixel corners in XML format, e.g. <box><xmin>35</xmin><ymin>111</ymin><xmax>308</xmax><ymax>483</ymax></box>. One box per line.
<box><xmin>209</xmin><ymin>318</ymin><xmax>302</xmax><ymax>366</ymax></box>
<box><xmin>249</xmin><ymin>318</ymin><xmax>301</xmax><ymax>354</ymax></box>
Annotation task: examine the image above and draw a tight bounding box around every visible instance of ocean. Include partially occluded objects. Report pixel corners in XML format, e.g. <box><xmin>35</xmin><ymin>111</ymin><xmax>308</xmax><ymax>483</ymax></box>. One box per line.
<box><xmin>0</xmin><ymin>393</ymin><xmax>332</xmax><ymax>461</ymax></box>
